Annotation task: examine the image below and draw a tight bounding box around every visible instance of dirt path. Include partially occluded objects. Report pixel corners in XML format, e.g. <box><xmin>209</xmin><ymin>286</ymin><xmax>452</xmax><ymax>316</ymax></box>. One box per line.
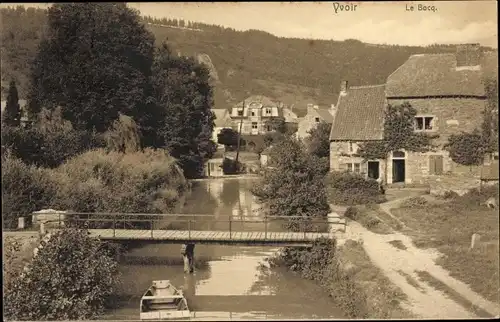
<box><xmin>344</xmin><ymin>203</ymin><xmax>500</xmax><ymax>319</ymax></box>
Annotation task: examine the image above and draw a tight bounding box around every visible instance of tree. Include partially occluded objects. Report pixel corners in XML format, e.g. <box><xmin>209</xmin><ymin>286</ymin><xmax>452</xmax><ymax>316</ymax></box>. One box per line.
<box><xmin>152</xmin><ymin>43</ymin><xmax>215</xmax><ymax>178</ymax></box>
<box><xmin>305</xmin><ymin>121</ymin><xmax>332</xmax><ymax>159</ymax></box>
<box><xmin>482</xmin><ymin>77</ymin><xmax>498</xmax><ymax>153</ymax></box>
<box><xmin>358</xmin><ymin>102</ymin><xmax>437</xmax><ymax>160</ymax></box>
<box><xmin>251</xmin><ymin>136</ymin><xmax>330</xmax><ymax>230</ymax></box>
<box><xmin>445</xmin><ymin>131</ymin><xmax>487</xmax><ymax>166</ymax></box>
<box><xmin>27</xmin><ymin>3</ymin><xmax>160</xmax><ymax>143</ymax></box>
<box><xmin>217</xmin><ymin>128</ymin><xmax>239</xmax><ymax>147</ymax></box>
<box><xmin>104</xmin><ymin>113</ymin><xmax>141</xmax><ymax>153</ymax></box>
<box><xmin>4</xmin><ymin>229</ymin><xmax>120</xmax><ymax>320</ymax></box>
<box><xmin>265</xmin><ymin>116</ymin><xmax>287</xmax><ymax>134</ymax></box>
<box><xmin>1</xmin><ymin>107</ymin><xmax>104</xmax><ymax>168</ymax></box>
<box><xmin>3</xmin><ymin>80</ymin><xmax>21</xmax><ymax>127</ymax></box>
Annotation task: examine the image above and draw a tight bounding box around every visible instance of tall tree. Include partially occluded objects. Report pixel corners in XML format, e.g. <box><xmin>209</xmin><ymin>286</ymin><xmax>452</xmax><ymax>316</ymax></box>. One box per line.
<box><xmin>3</xmin><ymin>80</ymin><xmax>21</xmax><ymax>127</ymax></box>
<box><xmin>27</xmin><ymin>3</ymin><xmax>160</xmax><ymax>144</ymax></box>
<box><xmin>152</xmin><ymin>43</ymin><xmax>215</xmax><ymax>178</ymax></box>
<box><xmin>305</xmin><ymin>121</ymin><xmax>332</xmax><ymax>159</ymax></box>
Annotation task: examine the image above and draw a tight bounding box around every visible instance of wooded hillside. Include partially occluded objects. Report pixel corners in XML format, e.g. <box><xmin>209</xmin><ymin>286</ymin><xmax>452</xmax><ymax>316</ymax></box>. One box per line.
<box><xmin>0</xmin><ymin>6</ymin><xmax>494</xmax><ymax>113</ymax></box>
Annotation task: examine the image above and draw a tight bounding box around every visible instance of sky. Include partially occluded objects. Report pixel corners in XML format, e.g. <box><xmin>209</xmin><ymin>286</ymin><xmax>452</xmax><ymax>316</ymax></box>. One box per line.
<box><xmin>2</xmin><ymin>1</ymin><xmax>498</xmax><ymax>48</ymax></box>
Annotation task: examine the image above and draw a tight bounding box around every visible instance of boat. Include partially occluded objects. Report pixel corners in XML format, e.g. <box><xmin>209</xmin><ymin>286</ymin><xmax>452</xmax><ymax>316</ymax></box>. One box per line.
<box><xmin>140</xmin><ymin>280</ymin><xmax>191</xmax><ymax>320</ymax></box>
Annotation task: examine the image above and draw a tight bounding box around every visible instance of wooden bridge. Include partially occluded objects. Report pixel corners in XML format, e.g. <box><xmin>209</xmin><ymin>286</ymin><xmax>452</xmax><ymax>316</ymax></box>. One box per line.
<box><xmin>34</xmin><ymin>212</ymin><xmax>347</xmax><ymax>247</ymax></box>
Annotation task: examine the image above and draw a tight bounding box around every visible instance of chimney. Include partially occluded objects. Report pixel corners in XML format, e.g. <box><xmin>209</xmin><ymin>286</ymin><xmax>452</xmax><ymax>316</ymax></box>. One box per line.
<box><xmin>340</xmin><ymin>80</ymin><xmax>348</xmax><ymax>96</ymax></box>
<box><xmin>307</xmin><ymin>103</ymin><xmax>314</xmax><ymax>114</ymax></box>
<box><xmin>313</xmin><ymin>105</ymin><xmax>319</xmax><ymax>109</ymax></box>
<box><xmin>456</xmin><ymin>43</ymin><xmax>481</xmax><ymax>67</ymax></box>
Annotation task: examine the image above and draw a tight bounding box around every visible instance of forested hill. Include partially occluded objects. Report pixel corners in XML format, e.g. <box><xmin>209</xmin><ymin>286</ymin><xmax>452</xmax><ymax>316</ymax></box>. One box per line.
<box><xmin>0</xmin><ymin>6</ymin><xmax>495</xmax><ymax>113</ymax></box>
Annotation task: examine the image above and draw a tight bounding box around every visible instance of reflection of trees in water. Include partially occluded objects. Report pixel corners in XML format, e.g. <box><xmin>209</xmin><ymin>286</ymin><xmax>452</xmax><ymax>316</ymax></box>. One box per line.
<box><xmin>220</xmin><ymin>180</ymin><xmax>240</xmax><ymax>208</ymax></box>
<box><xmin>183</xmin><ymin>182</ymin><xmax>219</xmax><ymax>214</ymax></box>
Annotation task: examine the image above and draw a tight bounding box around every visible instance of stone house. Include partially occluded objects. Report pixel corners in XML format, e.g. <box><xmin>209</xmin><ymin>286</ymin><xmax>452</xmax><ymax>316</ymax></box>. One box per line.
<box><xmin>329</xmin><ymin>83</ymin><xmax>387</xmax><ymax>180</ymax></box>
<box><xmin>296</xmin><ymin>103</ymin><xmax>336</xmax><ymax>140</ymax></box>
<box><xmin>211</xmin><ymin>108</ymin><xmax>233</xmax><ymax>147</ymax></box>
<box><xmin>230</xmin><ymin>95</ymin><xmax>283</xmax><ymax>135</ymax></box>
<box><xmin>329</xmin><ymin>44</ymin><xmax>498</xmax><ymax>185</ymax></box>
<box><xmin>384</xmin><ymin>44</ymin><xmax>497</xmax><ymax>184</ymax></box>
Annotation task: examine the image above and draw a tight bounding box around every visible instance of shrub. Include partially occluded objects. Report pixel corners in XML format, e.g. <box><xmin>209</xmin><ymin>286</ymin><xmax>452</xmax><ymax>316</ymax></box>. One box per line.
<box><xmin>222</xmin><ymin>157</ymin><xmax>243</xmax><ymax>175</ymax></box>
<box><xmin>4</xmin><ymin>229</ymin><xmax>120</xmax><ymax>320</ymax></box>
<box><xmin>344</xmin><ymin>206</ymin><xmax>359</xmax><ymax>220</ymax></box>
<box><xmin>400</xmin><ymin>196</ymin><xmax>428</xmax><ymax>208</ymax></box>
<box><xmin>1</xmin><ymin>108</ymin><xmax>106</xmax><ymax>168</ymax></box>
<box><xmin>53</xmin><ymin>148</ymin><xmax>188</xmax><ymax>214</ymax></box>
<box><xmin>443</xmin><ymin>190</ymin><xmax>460</xmax><ymax>199</ymax></box>
<box><xmin>1</xmin><ymin>155</ymin><xmax>57</xmax><ymax>228</ymax></box>
<box><xmin>326</xmin><ymin>171</ymin><xmax>384</xmax><ymax>205</ymax></box>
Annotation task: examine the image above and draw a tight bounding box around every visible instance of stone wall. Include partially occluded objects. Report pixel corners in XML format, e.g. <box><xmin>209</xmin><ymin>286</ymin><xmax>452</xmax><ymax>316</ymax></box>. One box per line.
<box><xmin>330</xmin><ymin>141</ymin><xmax>386</xmax><ymax>179</ymax></box>
<box><xmin>387</xmin><ymin>97</ymin><xmax>486</xmax><ymax>147</ymax></box>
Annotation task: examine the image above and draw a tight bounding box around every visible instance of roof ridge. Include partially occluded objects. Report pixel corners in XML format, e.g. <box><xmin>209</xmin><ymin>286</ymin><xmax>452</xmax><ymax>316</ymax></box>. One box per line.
<box><xmin>349</xmin><ymin>84</ymin><xmax>385</xmax><ymax>89</ymax></box>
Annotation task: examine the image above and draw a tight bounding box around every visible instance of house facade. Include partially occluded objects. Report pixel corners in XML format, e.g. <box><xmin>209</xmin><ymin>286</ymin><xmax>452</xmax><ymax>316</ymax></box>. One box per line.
<box><xmin>229</xmin><ymin>95</ymin><xmax>283</xmax><ymax>135</ymax></box>
<box><xmin>329</xmin><ymin>83</ymin><xmax>387</xmax><ymax>180</ymax></box>
<box><xmin>296</xmin><ymin>103</ymin><xmax>336</xmax><ymax>140</ymax></box>
<box><xmin>384</xmin><ymin>44</ymin><xmax>496</xmax><ymax>184</ymax></box>
<box><xmin>329</xmin><ymin>44</ymin><xmax>498</xmax><ymax>185</ymax></box>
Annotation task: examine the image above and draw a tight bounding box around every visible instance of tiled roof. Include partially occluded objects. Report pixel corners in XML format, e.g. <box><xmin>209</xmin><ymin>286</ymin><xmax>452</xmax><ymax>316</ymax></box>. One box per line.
<box><xmin>234</xmin><ymin>95</ymin><xmax>276</xmax><ymax>108</ymax></box>
<box><xmin>386</xmin><ymin>51</ymin><xmax>498</xmax><ymax>97</ymax></box>
<box><xmin>481</xmin><ymin>160</ymin><xmax>499</xmax><ymax>181</ymax></box>
<box><xmin>329</xmin><ymin>85</ymin><xmax>386</xmax><ymax>141</ymax></box>
<box><xmin>315</xmin><ymin>108</ymin><xmax>334</xmax><ymax>123</ymax></box>
<box><xmin>212</xmin><ymin>108</ymin><xmax>232</xmax><ymax>127</ymax></box>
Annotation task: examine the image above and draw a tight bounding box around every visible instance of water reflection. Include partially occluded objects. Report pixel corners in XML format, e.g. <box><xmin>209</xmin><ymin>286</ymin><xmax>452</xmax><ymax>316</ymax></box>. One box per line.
<box><xmin>108</xmin><ymin>178</ymin><xmax>343</xmax><ymax>320</ymax></box>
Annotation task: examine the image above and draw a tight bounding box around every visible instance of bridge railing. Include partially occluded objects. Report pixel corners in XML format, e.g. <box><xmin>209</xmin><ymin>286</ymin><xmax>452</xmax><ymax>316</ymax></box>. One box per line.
<box><xmin>38</xmin><ymin>212</ymin><xmax>346</xmax><ymax>239</ymax></box>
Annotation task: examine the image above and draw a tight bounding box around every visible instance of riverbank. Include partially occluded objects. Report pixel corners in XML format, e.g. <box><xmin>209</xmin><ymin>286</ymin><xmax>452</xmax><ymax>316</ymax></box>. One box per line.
<box><xmin>266</xmin><ymin>237</ymin><xmax>414</xmax><ymax>319</ymax></box>
<box><xmin>190</xmin><ymin>174</ymin><xmax>260</xmax><ymax>182</ymax></box>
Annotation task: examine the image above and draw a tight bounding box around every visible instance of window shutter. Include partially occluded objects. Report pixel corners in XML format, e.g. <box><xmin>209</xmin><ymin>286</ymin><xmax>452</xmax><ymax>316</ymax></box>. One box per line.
<box><xmin>435</xmin><ymin>155</ymin><xmax>443</xmax><ymax>175</ymax></box>
<box><xmin>429</xmin><ymin>155</ymin><xmax>436</xmax><ymax>175</ymax></box>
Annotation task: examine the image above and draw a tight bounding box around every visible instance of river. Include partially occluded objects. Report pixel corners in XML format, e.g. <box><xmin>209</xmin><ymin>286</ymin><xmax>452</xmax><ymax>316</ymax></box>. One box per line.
<box><xmin>106</xmin><ymin>177</ymin><xmax>345</xmax><ymax>320</ymax></box>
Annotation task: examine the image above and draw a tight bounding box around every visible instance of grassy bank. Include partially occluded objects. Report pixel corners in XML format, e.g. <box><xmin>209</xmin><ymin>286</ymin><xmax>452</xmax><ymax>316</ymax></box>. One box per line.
<box><xmin>267</xmin><ymin>238</ymin><xmax>414</xmax><ymax>319</ymax></box>
<box><xmin>344</xmin><ymin>205</ymin><xmax>393</xmax><ymax>234</ymax></box>
<box><xmin>390</xmin><ymin>186</ymin><xmax>500</xmax><ymax>304</ymax></box>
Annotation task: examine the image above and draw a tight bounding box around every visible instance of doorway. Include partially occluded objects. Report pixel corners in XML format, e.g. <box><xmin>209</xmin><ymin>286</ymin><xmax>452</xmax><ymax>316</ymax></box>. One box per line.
<box><xmin>392</xmin><ymin>159</ymin><xmax>405</xmax><ymax>183</ymax></box>
<box><xmin>367</xmin><ymin>161</ymin><xmax>380</xmax><ymax>179</ymax></box>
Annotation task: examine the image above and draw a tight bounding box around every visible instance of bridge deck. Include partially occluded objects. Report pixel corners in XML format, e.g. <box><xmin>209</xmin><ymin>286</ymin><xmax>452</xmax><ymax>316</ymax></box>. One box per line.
<box><xmin>52</xmin><ymin>229</ymin><xmax>332</xmax><ymax>245</ymax></box>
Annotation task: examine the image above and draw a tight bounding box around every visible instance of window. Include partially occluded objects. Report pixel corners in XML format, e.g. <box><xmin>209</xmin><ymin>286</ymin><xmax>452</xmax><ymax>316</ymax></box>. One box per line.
<box><xmin>429</xmin><ymin>155</ymin><xmax>443</xmax><ymax>175</ymax></box>
<box><xmin>315</xmin><ymin>117</ymin><xmax>320</xmax><ymax>123</ymax></box>
<box><xmin>415</xmin><ymin>116</ymin><xmax>434</xmax><ymax>131</ymax></box>
<box><xmin>251</xmin><ymin>110</ymin><xmax>256</xmax><ymax>116</ymax></box>
<box><xmin>237</xmin><ymin>110</ymin><xmax>243</xmax><ymax>116</ymax></box>
<box><xmin>252</xmin><ymin>122</ymin><xmax>258</xmax><ymax>129</ymax></box>
<box><xmin>349</xmin><ymin>142</ymin><xmax>354</xmax><ymax>153</ymax></box>
<box><xmin>266</xmin><ymin>108</ymin><xmax>272</xmax><ymax>115</ymax></box>
<box><xmin>344</xmin><ymin>163</ymin><xmax>361</xmax><ymax>173</ymax></box>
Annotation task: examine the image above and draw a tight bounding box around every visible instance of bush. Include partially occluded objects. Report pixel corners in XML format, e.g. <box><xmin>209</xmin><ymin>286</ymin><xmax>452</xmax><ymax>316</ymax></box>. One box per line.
<box><xmin>344</xmin><ymin>206</ymin><xmax>359</xmax><ymax>220</ymax></box>
<box><xmin>400</xmin><ymin>196</ymin><xmax>428</xmax><ymax>208</ymax></box>
<box><xmin>442</xmin><ymin>190</ymin><xmax>460</xmax><ymax>200</ymax></box>
<box><xmin>1</xmin><ymin>155</ymin><xmax>57</xmax><ymax>229</ymax></box>
<box><xmin>221</xmin><ymin>157</ymin><xmax>243</xmax><ymax>175</ymax></box>
<box><xmin>326</xmin><ymin>171</ymin><xmax>384</xmax><ymax>205</ymax></box>
<box><xmin>53</xmin><ymin>148</ymin><xmax>188</xmax><ymax>214</ymax></box>
<box><xmin>1</xmin><ymin>108</ymin><xmax>106</xmax><ymax>168</ymax></box>
<box><xmin>4</xmin><ymin>229</ymin><xmax>120</xmax><ymax>320</ymax></box>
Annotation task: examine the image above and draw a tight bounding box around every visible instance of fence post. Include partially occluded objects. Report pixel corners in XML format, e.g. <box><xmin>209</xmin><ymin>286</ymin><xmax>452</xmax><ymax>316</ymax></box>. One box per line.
<box><xmin>303</xmin><ymin>220</ymin><xmax>306</xmax><ymax>240</ymax></box>
<box><xmin>264</xmin><ymin>217</ymin><xmax>267</xmax><ymax>240</ymax></box>
<box><xmin>59</xmin><ymin>213</ymin><xmax>61</xmax><ymax>230</ymax></box>
<box><xmin>151</xmin><ymin>219</ymin><xmax>154</xmax><ymax>239</ymax></box>
<box><xmin>113</xmin><ymin>216</ymin><xmax>116</xmax><ymax>238</ymax></box>
<box><xmin>229</xmin><ymin>218</ymin><xmax>232</xmax><ymax>239</ymax></box>
<box><xmin>188</xmin><ymin>220</ymin><xmax>191</xmax><ymax>239</ymax></box>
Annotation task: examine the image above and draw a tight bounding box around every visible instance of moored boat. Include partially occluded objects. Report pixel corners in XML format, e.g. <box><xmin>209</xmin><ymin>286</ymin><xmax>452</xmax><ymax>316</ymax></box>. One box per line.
<box><xmin>140</xmin><ymin>280</ymin><xmax>190</xmax><ymax>320</ymax></box>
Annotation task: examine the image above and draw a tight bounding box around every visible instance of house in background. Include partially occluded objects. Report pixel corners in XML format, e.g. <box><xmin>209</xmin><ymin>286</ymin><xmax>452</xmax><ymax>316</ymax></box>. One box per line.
<box><xmin>329</xmin><ymin>43</ymin><xmax>498</xmax><ymax>185</ymax></box>
<box><xmin>211</xmin><ymin>108</ymin><xmax>233</xmax><ymax>147</ymax></box>
<box><xmin>0</xmin><ymin>99</ymin><xmax>31</xmax><ymax>127</ymax></box>
<box><xmin>329</xmin><ymin>82</ymin><xmax>387</xmax><ymax>180</ymax></box>
<box><xmin>296</xmin><ymin>103</ymin><xmax>336</xmax><ymax>140</ymax></box>
<box><xmin>230</xmin><ymin>95</ymin><xmax>283</xmax><ymax>135</ymax></box>
<box><xmin>384</xmin><ymin>43</ymin><xmax>496</xmax><ymax>184</ymax></box>
<box><xmin>282</xmin><ymin>106</ymin><xmax>299</xmax><ymax>134</ymax></box>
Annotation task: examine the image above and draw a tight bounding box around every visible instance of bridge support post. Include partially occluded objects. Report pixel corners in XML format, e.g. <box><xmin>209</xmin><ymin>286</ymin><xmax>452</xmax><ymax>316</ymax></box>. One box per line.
<box><xmin>181</xmin><ymin>243</ymin><xmax>195</xmax><ymax>274</ymax></box>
